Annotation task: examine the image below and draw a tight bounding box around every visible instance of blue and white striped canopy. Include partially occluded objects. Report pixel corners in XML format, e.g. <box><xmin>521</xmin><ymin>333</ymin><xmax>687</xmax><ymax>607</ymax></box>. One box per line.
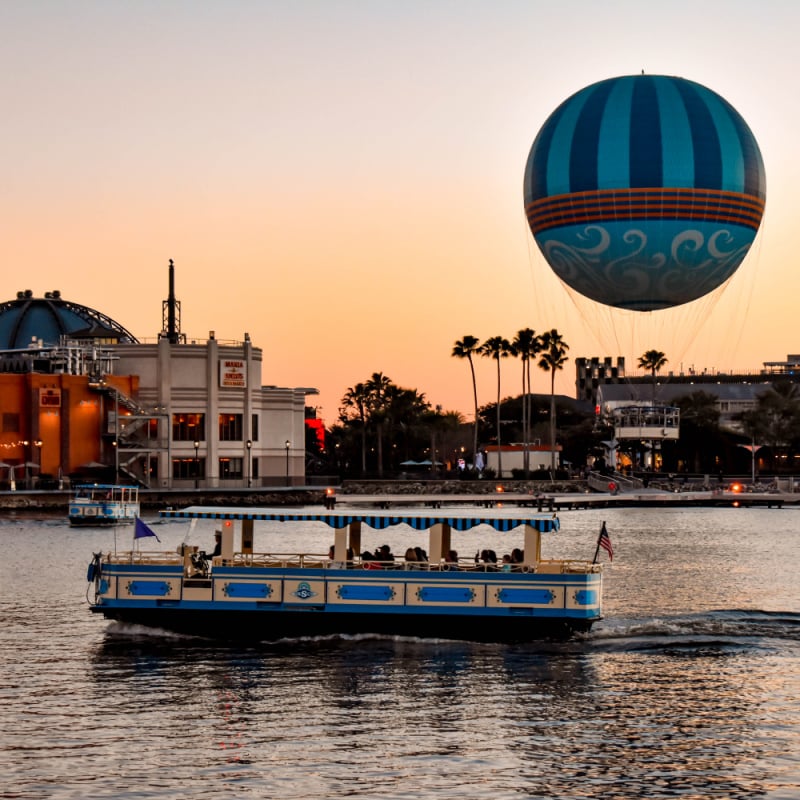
<box><xmin>525</xmin><ymin>74</ymin><xmax>765</xmax><ymax>201</ymax></box>
<box><xmin>160</xmin><ymin>506</ymin><xmax>560</xmax><ymax>533</ymax></box>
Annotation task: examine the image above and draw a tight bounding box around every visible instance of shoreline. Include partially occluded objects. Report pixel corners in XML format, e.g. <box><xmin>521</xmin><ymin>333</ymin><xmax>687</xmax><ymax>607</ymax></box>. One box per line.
<box><xmin>1</xmin><ymin>479</ymin><xmax>797</xmax><ymax>515</ymax></box>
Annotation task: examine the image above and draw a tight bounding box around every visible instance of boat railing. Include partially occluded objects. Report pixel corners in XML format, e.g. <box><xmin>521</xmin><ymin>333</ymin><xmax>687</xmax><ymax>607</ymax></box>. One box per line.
<box><xmin>105</xmin><ymin>550</ymin><xmax>183</xmax><ymax>565</ymax></box>
<box><xmin>537</xmin><ymin>559</ymin><xmax>602</xmax><ymax>574</ymax></box>
<box><xmin>102</xmin><ymin>551</ymin><xmax>600</xmax><ymax>575</ymax></box>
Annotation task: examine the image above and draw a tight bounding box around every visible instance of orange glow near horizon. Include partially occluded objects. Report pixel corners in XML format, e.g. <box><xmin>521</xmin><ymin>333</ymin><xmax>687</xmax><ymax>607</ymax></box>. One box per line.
<box><xmin>2</xmin><ymin>4</ymin><xmax>798</xmax><ymax>424</ymax></box>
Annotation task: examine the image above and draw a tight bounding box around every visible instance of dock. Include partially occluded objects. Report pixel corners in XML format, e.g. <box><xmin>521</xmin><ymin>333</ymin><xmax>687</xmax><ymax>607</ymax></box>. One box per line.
<box><xmin>335</xmin><ymin>490</ymin><xmax>800</xmax><ymax>511</ymax></box>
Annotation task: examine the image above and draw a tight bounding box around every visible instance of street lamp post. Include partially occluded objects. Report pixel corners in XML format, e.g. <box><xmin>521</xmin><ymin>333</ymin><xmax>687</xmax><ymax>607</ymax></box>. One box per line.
<box><xmin>246</xmin><ymin>439</ymin><xmax>252</xmax><ymax>488</ymax></box>
<box><xmin>285</xmin><ymin>440</ymin><xmax>291</xmax><ymax>487</ymax></box>
<box><xmin>34</xmin><ymin>440</ymin><xmax>42</xmax><ymax>488</ymax></box>
<box><xmin>193</xmin><ymin>440</ymin><xmax>200</xmax><ymax>490</ymax></box>
<box><xmin>22</xmin><ymin>440</ymin><xmax>29</xmax><ymax>489</ymax></box>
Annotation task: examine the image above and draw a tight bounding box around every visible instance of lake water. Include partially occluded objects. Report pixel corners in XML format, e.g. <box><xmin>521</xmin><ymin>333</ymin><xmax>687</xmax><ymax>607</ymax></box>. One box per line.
<box><xmin>2</xmin><ymin>505</ymin><xmax>799</xmax><ymax>799</ymax></box>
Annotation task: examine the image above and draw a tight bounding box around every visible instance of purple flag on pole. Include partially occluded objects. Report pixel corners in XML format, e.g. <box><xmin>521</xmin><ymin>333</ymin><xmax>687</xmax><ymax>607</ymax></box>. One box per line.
<box><xmin>134</xmin><ymin>517</ymin><xmax>160</xmax><ymax>542</ymax></box>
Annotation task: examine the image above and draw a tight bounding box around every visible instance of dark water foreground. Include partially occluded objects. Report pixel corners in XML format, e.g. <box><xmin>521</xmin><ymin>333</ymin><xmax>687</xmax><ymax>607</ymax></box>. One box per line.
<box><xmin>2</xmin><ymin>507</ymin><xmax>799</xmax><ymax>799</ymax></box>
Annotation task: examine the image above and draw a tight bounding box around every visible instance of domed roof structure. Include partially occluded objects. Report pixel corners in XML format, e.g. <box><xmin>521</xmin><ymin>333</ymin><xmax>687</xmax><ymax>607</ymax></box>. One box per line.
<box><xmin>0</xmin><ymin>289</ymin><xmax>138</xmax><ymax>349</ymax></box>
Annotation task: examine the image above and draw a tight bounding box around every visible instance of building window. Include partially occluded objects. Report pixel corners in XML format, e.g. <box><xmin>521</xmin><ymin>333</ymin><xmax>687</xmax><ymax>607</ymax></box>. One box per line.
<box><xmin>219</xmin><ymin>457</ymin><xmax>244</xmax><ymax>479</ymax></box>
<box><xmin>219</xmin><ymin>413</ymin><xmax>243</xmax><ymax>441</ymax></box>
<box><xmin>251</xmin><ymin>413</ymin><xmax>259</xmax><ymax>442</ymax></box>
<box><xmin>2</xmin><ymin>413</ymin><xmax>19</xmax><ymax>433</ymax></box>
<box><xmin>172</xmin><ymin>457</ymin><xmax>205</xmax><ymax>480</ymax></box>
<box><xmin>172</xmin><ymin>413</ymin><xmax>205</xmax><ymax>442</ymax></box>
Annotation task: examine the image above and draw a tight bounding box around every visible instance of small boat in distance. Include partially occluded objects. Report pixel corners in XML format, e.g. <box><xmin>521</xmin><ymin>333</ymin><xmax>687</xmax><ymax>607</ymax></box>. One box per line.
<box><xmin>86</xmin><ymin>505</ymin><xmax>606</xmax><ymax>642</ymax></box>
<box><xmin>69</xmin><ymin>484</ymin><xmax>140</xmax><ymax>527</ymax></box>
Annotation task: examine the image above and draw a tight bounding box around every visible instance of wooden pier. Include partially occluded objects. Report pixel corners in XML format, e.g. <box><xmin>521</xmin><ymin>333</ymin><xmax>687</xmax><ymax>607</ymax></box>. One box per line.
<box><xmin>335</xmin><ymin>490</ymin><xmax>800</xmax><ymax>511</ymax></box>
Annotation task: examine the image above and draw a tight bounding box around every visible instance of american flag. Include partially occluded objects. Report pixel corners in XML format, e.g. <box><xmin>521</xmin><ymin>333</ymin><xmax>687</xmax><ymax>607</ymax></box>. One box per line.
<box><xmin>598</xmin><ymin>523</ymin><xmax>613</xmax><ymax>561</ymax></box>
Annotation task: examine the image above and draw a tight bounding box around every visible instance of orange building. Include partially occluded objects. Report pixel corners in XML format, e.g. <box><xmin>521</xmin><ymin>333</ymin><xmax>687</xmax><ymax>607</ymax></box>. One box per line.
<box><xmin>0</xmin><ymin>361</ymin><xmax>139</xmax><ymax>487</ymax></box>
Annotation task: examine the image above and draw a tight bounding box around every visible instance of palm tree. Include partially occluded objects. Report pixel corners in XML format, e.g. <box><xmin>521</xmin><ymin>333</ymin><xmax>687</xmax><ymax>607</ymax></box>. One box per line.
<box><xmin>752</xmin><ymin>382</ymin><xmax>800</xmax><ymax>473</ymax></box>
<box><xmin>512</xmin><ymin>328</ymin><xmax>540</xmax><ymax>477</ymax></box>
<box><xmin>365</xmin><ymin>372</ymin><xmax>392</xmax><ymax>477</ymax></box>
<box><xmin>674</xmin><ymin>391</ymin><xmax>722</xmax><ymax>473</ymax></box>
<box><xmin>537</xmin><ymin>329</ymin><xmax>570</xmax><ymax>477</ymax></box>
<box><xmin>452</xmin><ymin>336</ymin><xmax>481</xmax><ymax>469</ymax></box>
<box><xmin>637</xmin><ymin>349</ymin><xmax>668</xmax><ymax>471</ymax></box>
<box><xmin>481</xmin><ymin>336</ymin><xmax>512</xmax><ymax>477</ymax></box>
<box><xmin>340</xmin><ymin>382</ymin><xmax>369</xmax><ymax>475</ymax></box>
<box><xmin>386</xmin><ymin>385</ymin><xmax>430</xmax><ymax>468</ymax></box>
<box><xmin>638</xmin><ymin>349</ymin><xmax>668</xmax><ymax>406</ymax></box>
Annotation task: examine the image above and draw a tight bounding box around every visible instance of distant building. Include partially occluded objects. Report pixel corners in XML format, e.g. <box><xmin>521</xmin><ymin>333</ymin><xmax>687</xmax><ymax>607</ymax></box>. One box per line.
<box><xmin>596</xmin><ymin>381</ymin><xmax>773</xmax><ymax>434</ymax></box>
<box><xmin>575</xmin><ymin>357</ymin><xmax>626</xmax><ymax>407</ymax></box>
<box><xmin>484</xmin><ymin>443</ymin><xmax>562</xmax><ymax>477</ymax></box>
<box><xmin>0</xmin><ymin>270</ymin><xmax>315</xmax><ymax>489</ymax></box>
<box><xmin>762</xmin><ymin>354</ymin><xmax>800</xmax><ymax>377</ymax></box>
<box><xmin>112</xmin><ymin>333</ymin><xmax>313</xmax><ymax>488</ymax></box>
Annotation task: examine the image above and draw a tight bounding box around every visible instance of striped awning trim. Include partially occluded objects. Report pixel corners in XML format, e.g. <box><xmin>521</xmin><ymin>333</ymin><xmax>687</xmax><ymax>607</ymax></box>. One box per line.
<box><xmin>159</xmin><ymin>507</ymin><xmax>560</xmax><ymax>533</ymax></box>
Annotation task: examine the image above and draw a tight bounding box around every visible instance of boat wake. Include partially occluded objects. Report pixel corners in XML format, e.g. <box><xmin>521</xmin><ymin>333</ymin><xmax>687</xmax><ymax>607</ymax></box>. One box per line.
<box><xmin>586</xmin><ymin>608</ymin><xmax>800</xmax><ymax>652</ymax></box>
<box><xmin>97</xmin><ymin>610</ymin><xmax>800</xmax><ymax>657</ymax></box>
<box><xmin>103</xmin><ymin>621</ymin><xmax>197</xmax><ymax>640</ymax></box>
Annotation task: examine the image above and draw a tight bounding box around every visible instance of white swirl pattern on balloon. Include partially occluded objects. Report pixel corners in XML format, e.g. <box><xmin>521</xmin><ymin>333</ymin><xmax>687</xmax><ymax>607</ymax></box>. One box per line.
<box><xmin>541</xmin><ymin>224</ymin><xmax>754</xmax><ymax>310</ymax></box>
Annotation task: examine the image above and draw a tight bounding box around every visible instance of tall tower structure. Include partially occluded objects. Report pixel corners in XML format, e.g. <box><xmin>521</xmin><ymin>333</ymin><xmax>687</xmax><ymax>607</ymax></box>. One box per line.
<box><xmin>160</xmin><ymin>259</ymin><xmax>186</xmax><ymax>344</ymax></box>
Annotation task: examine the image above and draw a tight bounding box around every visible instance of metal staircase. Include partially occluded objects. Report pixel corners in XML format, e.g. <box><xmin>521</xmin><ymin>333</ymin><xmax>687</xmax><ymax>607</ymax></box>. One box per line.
<box><xmin>90</xmin><ymin>382</ymin><xmax>169</xmax><ymax>488</ymax></box>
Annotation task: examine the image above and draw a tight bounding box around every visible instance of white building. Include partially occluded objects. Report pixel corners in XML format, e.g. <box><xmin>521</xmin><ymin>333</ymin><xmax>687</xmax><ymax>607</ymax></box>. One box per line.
<box><xmin>110</xmin><ymin>332</ymin><xmax>315</xmax><ymax>489</ymax></box>
<box><xmin>484</xmin><ymin>444</ymin><xmax>562</xmax><ymax>477</ymax></box>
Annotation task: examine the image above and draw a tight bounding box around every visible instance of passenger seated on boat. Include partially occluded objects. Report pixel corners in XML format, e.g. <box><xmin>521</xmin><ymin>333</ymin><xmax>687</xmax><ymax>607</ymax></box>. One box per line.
<box><xmin>361</xmin><ymin>550</ymin><xmax>382</xmax><ymax>570</ymax></box>
<box><xmin>189</xmin><ymin>548</ymin><xmax>210</xmax><ymax>577</ymax></box>
<box><xmin>210</xmin><ymin>530</ymin><xmax>222</xmax><ymax>559</ymax></box>
<box><xmin>501</xmin><ymin>554</ymin><xmax>513</xmax><ymax>572</ymax></box>
<box><xmin>443</xmin><ymin>550</ymin><xmax>459</xmax><ymax>570</ymax></box>
<box><xmin>377</xmin><ymin>544</ymin><xmax>395</xmax><ymax>569</ymax></box>
<box><xmin>327</xmin><ymin>545</ymin><xmax>355</xmax><ymax>569</ymax></box>
<box><xmin>414</xmin><ymin>546</ymin><xmax>428</xmax><ymax>567</ymax></box>
<box><xmin>510</xmin><ymin>548</ymin><xmax>524</xmax><ymax>570</ymax></box>
<box><xmin>404</xmin><ymin>548</ymin><xmax>419</xmax><ymax>569</ymax></box>
<box><xmin>475</xmin><ymin>549</ymin><xmax>498</xmax><ymax>571</ymax></box>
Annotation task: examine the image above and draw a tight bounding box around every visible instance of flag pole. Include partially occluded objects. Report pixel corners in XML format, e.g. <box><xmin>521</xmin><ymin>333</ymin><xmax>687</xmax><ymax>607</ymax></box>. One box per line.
<box><xmin>592</xmin><ymin>521</ymin><xmax>606</xmax><ymax>564</ymax></box>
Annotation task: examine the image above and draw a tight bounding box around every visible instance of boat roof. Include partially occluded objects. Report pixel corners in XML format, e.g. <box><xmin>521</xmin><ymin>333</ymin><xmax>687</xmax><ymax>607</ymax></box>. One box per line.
<box><xmin>159</xmin><ymin>505</ymin><xmax>560</xmax><ymax>533</ymax></box>
<box><xmin>74</xmin><ymin>483</ymin><xmax>138</xmax><ymax>490</ymax></box>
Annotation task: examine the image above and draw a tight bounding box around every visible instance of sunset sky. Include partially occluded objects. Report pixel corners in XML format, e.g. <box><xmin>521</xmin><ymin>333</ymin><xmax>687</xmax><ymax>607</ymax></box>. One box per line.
<box><xmin>3</xmin><ymin>1</ymin><xmax>798</xmax><ymax>424</ymax></box>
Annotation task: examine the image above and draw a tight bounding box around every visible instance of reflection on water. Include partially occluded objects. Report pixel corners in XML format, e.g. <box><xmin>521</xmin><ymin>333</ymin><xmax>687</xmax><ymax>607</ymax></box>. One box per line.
<box><xmin>2</xmin><ymin>507</ymin><xmax>799</xmax><ymax>799</ymax></box>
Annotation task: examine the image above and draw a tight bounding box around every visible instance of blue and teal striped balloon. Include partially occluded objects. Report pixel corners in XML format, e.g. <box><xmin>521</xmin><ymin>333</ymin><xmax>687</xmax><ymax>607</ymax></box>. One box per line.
<box><xmin>524</xmin><ymin>75</ymin><xmax>766</xmax><ymax>311</ymax></box>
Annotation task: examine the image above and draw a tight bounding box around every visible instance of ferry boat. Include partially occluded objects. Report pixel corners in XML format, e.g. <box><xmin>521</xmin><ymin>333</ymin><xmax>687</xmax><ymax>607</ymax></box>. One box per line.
<box><xmin>69</xmin><ymin>484</ymin><xmax>140</xmax><ymax>527</ymax></box>
<box><xmin>86</xmin><ymin>505</ymin><xmax>606</xmax><ymax>642</ymax></box>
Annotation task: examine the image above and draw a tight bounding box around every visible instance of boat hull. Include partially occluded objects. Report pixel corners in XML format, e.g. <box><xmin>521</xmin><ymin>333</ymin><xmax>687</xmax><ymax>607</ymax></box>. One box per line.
<box><xmin>90</xmin><ymin>604</ymin><xmax>594</xmax><ymax>642</ymax></box>
<box><xmin>70</xmin><ymin>514</ymin><xmax>135</xmax><ymax>527</ymax></box>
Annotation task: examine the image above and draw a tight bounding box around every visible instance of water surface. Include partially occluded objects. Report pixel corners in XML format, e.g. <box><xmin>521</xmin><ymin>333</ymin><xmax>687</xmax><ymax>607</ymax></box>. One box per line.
<box><xmin>2</xmin><ymin>506</ymin><xmax>798</xmax><ymax>799</ymax></box>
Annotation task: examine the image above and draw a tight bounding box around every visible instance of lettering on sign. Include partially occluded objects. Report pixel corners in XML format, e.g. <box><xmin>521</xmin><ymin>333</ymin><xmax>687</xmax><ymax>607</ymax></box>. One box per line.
<box><xmin>219</xmin><ymin>359</ymin><xmax>247</xmax><ymax>388</ymax></box>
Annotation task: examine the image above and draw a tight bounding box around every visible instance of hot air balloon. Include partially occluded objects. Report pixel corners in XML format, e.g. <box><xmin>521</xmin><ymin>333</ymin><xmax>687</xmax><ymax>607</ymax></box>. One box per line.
<box><xmin>523</xmin><ymin>74</ymin><xmax>766</xmax><ymax>311</ymax></box>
